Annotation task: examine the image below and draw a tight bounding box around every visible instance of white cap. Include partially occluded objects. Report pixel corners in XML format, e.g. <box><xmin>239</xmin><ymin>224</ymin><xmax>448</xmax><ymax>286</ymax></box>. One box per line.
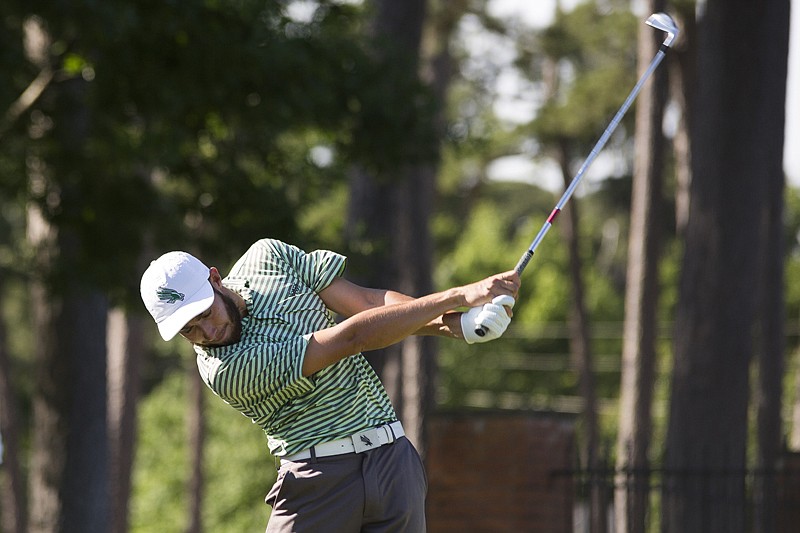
<box><xmin>140</xmin><ymin>251</ymin><xmax>215</xmax><ymax>341</ymax></box>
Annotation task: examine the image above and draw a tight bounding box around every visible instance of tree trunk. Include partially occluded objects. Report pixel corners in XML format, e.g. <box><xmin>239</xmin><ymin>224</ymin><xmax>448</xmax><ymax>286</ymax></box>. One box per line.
<box><xmin>107</xmin><ymin>308</ymin><xmax>143</xmax><ymax>533</ymax></box>
<box><xmin>792</xmin><ymin>367</ymin><xmax>800</xmax><ymax>449</ymax></box>
<box><xmin>670</xmin><ymin>6</ymin><xmax>697</xmax><ymax>237</ymax></box>
<box><xmin>26</xmin><ymin>208</ymin><xmax>67</xmax><ymax>533</ymax></box>
<box><xmin>397</xmin><ymin>165</ymin><xmax>435</xmax><ymax>451</ymax></box>
<box><xmin>27</xmin><ymin>209</ymin><xmax>110</xmax><ymax>533</ymax></box>
<box><xmin>556</xmin><ymin>144</ymin><xmax>605</xmax><ymax>533</ymax></box>
<box><xmin>751</xmin><ymin>2</ymin><xmax>790</xmax><ymax>531</ymax></box>
<box><xmin>398</xmin><ymin>0</ymin><xmax>465</xmax><ymax>455</ymax></box>
<box><xmin>614</xmin><ymin>1</ymin><xmax>668</xmax><ymax>530</ymax></box>
<box><xmin>346</xmin><ymin>0</ymin><xmax>435</xmax><ymax>453</ymax></box>
<box><xmin>662</xmin><ymin>1</ymin><xmax>790</xmax><ymax>531</ymax></box>
<box><xmin>25</xmin><ymin>18</ymin><xmax>110</xmax><ymax>527</ymax></box>
<box><xmin>345</xmin><ymin>168</ymin><xmax>406</xmax><ymax>408</ymax></box>
<box><xmin>0</xmin><ymin>282</ymin><xmax>27</xmax><ymax>533</ymax></box>
<box><xmin>186</xmin><ymin>366</ymin><xmax>205</xmax><ymax>533</ymax></box>
<box><xmin>753</xmin><ymin>146</ymin><xmax>785</xmax><ymax>533</ymax></box>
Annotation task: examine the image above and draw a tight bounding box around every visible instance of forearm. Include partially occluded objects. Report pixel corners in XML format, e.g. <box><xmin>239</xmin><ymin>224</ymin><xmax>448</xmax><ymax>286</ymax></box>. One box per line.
<box><xmin>414</xmin><ymin>311</ymin><xmax>463</xmax><ymax>339</ymax></box>
<box><xmin>304</xmin><ymin>288</ymin><xmax>464</xmax><ymax>376</ymax></box>
<box><xmin>306</xmin><ymin>269</ymin><xmax>520</xmax><ymax>376</ymax></box>
<box><xmin>383</xmin><ymin>291</ymin><xmax>463</xmax><ymax>338</ymax></box>
<box><xmin>342</xmin><ymin>290</ymin><xmax>461</xmax><ymax>349</ymax></box>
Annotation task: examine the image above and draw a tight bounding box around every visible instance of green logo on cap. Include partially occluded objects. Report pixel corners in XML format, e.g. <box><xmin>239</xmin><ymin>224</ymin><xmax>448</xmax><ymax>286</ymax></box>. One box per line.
<box><xmin>157</xmin><ymin>287</ymin><xmax>185</xmax><ymax>304</ymax></box>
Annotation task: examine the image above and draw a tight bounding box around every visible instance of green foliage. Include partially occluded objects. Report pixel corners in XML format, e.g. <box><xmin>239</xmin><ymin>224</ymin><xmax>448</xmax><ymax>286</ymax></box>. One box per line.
<box><xmin>296</xmin><ymin>179</ymin><xmax>349</xmax><ymax>251</ymax></box>
<box><xmin>3</xmin><ymin>0</ymin><xmax>799</xmax><ymax>527</ymax></box>
<box><xmin>784</xmin><ymin>186</ymin><xmax>800</xmax><ymax>329</ymax></box>
<box><xmin>131</xmin><ymin>369</ymin><xmax>275</xmax><ymax>533</ymax></box>
<box><xmin>131</xmin><ymin>373</ymin><xmax>190</xmax><ymax>532</ymax></box>
<box><xmin>433</xmin><ymin>2</ymin><xmax>671</xmax><ymax>425</ymax></box>
<box><xmin>535</xmin><ymin>63</ymin><xmax>635</xmax><ymax>144</ymax></box>
<box><xmin>531</xmin><ymin>4</ymin><xmax>638</xmax><ymax>146</ymax></box>
<box><xmin>435</xmin><ymin>175</ymin><xmax>628</xmax><ymax>414</ymax></box>
<box><xmin>1</xmin><ymin>1</ymin><xmax>440</xmax><ymax>526</ymax></box>
<box><xmin>0</xmin><ymin>279</ymin><xmax>34</xmax><ymax>431</ymax></box>
<box><xmin>0</xmin><ymin>0</ymin><xmax>435</xmax><ymax>308</ymax></box>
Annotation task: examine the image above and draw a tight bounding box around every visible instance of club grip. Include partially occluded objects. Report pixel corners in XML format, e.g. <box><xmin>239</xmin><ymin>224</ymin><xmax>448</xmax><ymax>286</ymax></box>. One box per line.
<box><xmin>514</xmin><ymin>250</ymin><xmax>534</xmax><ymax>275</ymax></box>
<box><xmin>473</xmin><ymin>295</ymin><xmax>516</xmax><ymax>337</ymax></box>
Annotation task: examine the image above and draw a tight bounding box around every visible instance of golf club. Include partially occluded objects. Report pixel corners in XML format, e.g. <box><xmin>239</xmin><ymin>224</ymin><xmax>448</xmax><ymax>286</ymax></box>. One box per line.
<box><xmin>475</xmin><ymin>12</ymin><xmax>679</xmax><ymax>337</ymax></box>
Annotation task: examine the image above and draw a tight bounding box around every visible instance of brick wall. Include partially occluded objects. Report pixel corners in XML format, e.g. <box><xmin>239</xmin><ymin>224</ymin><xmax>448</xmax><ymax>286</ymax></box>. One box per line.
<box><xmin>426</xmin><ymin>412</ymin><xmax>575</xmax><ymax>533</ymax></box>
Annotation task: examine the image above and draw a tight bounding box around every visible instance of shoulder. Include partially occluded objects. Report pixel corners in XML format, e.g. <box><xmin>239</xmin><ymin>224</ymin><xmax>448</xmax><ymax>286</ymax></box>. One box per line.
<box><xmin>247</xmin><ymin>238</ymin><xmax>296</xmax><ymax>258</ymax></box>
<box><xmin>227</xmin><ymin>239</ymin><xmax>294</xmax><ymax>274</ymax></box>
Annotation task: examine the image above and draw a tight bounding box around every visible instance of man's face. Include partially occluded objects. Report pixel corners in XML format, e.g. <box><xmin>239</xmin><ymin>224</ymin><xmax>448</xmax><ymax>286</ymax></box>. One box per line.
<box><xmin>179</xmin><ymin>287</ymin><xmax>244</xmax><ymax>347</ymax></box>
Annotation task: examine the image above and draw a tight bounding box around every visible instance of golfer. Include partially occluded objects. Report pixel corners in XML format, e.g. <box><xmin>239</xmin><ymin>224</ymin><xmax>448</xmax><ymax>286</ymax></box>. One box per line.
<box><xmin>140</xmin><ymin>238</ymin><xmax>519</xmax><ymax>532</ymax></box>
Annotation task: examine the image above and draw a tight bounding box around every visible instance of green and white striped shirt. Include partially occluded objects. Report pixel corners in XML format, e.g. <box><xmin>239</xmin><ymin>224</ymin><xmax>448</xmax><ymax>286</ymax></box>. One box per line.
<box><xmin>195</xmin><ymin>239</ymin><xmax>396</xmax><ymax>457</ymax></box>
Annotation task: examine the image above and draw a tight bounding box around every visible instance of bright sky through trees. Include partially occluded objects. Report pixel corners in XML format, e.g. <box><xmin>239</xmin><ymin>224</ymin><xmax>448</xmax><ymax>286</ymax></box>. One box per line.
<box><xmin>486</xmin><ymin>0</ymin><xmax>800</xmax><ymax>187</ymax></box>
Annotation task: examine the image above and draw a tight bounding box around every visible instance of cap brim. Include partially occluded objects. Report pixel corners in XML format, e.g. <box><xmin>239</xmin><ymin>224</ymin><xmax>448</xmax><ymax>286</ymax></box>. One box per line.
<box><xmin>156</xmin><ymin>282</ymin><xmax>215</xmax><ymax>341</ymax></box>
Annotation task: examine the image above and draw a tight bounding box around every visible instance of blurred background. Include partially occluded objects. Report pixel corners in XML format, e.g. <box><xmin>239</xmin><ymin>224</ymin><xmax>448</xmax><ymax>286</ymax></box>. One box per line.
<box><xmin>0</xmin><ymin>0</ymin><xmax>798</xmax><ymax>531</ymax></box>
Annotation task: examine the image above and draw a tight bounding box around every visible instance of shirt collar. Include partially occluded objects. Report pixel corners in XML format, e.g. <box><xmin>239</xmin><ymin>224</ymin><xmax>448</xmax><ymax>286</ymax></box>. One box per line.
<box><xmin>223</xmin><ymin>277</ymin><xmax>254</xmax><ymax>318</ymax></box>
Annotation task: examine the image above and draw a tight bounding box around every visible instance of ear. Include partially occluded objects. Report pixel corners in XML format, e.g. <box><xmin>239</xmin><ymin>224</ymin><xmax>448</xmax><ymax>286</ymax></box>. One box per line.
<box><xmin>208</xmin><ymin>267</ymin><xmax>223</xmax><ymax>287</ymax></box>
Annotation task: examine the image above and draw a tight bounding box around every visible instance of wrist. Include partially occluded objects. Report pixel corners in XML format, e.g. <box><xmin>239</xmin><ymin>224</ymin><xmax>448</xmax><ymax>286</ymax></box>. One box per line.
<box><xmin>442</xmin><ymin>312</ymin><xmax>463</xmax><ymax>339</ymax></box>
<box><xmin>442</xmin><ymin>286</ymin><xmax>468</xmax><ymax>309</ymax></box>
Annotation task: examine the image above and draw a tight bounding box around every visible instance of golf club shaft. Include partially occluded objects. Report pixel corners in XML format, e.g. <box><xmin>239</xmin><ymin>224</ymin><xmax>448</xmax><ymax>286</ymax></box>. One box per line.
<box><xmin>475</xmin><ymin>40</ymin><xmax>674</xmax><ymax>338</ymax></box>
<box><xmin>514</xmin><ymin>45</ymin><xmax>668</xmax><ymax>276</ymax></box>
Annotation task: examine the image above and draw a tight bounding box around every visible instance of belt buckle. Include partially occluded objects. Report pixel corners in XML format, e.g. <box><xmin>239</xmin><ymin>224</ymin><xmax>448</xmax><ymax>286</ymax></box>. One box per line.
<box><xmin>352</xmin><ymin>428</ymin><xmax>381</xmax><ymax>454</ymax></box>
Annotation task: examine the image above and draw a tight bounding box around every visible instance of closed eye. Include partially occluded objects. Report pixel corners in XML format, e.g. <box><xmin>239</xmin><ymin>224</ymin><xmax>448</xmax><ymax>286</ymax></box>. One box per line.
<box><xmin>180</xmin><ymin>308</ymin><xmax>212</xmax><ymax>335</ymax></box>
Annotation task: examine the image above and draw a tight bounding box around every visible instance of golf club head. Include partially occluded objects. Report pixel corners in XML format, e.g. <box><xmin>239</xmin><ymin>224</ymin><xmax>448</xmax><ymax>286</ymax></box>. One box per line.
<box><xmin>646</xmin><ymin>12</ymin><xmax>679</xmax><ymax>48</ymax></box>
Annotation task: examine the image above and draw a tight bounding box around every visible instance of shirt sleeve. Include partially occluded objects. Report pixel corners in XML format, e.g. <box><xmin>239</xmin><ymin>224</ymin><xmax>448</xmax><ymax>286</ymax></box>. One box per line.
<box><xmin>300</xmin><ymin>249</ymin><xmax>347</xmax><ymax>293</ymax></box>
<box><xmin>262</xmin><ymin>239</ymin><xmax>346</xmax><ymax>293</ymax></box>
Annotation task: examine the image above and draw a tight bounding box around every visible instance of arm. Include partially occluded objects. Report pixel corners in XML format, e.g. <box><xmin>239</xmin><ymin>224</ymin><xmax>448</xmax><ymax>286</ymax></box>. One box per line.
<box><xmin>303</xmin><ymin>271</ymin><xmax>519</xmax><ymax>376</ymax></box>
<box><xmin>318</xmin><ymin>277</ymin><xmax>464</xmax><ymax>338</ymax></box>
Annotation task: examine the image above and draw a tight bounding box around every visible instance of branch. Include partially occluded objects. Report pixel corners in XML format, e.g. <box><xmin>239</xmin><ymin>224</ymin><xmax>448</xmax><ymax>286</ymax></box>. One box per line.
<box><xmin>0</xmin><ymin>66</ymin><xmax>54</xmax><ymax>139</ymax></box>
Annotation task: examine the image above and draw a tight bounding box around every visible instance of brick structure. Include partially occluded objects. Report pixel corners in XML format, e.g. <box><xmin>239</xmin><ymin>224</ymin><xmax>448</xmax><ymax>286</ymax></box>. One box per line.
<box><xmin>426</xmin><ymin>412</ymin><xmax>575</xmax><ymax>533</ymax></box>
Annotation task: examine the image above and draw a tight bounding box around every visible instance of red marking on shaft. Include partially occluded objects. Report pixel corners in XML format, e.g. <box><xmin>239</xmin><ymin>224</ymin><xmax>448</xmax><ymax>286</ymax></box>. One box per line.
<box><xmin>547</xmin><ymin>208</ymin><xmax>561</xmax><ymax>224</ymax></box>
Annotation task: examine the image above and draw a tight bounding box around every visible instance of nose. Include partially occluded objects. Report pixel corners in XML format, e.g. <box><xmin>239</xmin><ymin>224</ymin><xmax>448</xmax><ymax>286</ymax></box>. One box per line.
<box><xmin>198</xmin><ymin>321</ymin><xmax>217</xmax><ymax>342</ymax></box>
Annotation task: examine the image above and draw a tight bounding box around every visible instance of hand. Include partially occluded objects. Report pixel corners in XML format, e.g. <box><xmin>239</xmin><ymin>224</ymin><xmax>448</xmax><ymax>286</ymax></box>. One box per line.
<box><xmin>461</xmin><ymin>295</ymin><xmax>515</xmax><ymax>344</ymax></box>
<box><xmin>460</xmin><ymin>270</ymin><xmax>520</xmax><ymax>309</ymax></box>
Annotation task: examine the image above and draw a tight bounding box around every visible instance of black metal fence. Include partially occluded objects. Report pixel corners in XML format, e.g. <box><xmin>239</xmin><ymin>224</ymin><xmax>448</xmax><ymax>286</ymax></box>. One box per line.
<box><xmin>554</xmin><ymin>453</ymin><xmax>800</xmax><ymax>532</ymax></box>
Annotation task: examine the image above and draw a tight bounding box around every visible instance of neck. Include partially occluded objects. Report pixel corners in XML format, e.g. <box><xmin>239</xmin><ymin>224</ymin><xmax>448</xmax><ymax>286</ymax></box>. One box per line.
<box><xmin>233</xmin><ymin>289</ymin><xmax>249</xmax><ymax>317</ymax></box>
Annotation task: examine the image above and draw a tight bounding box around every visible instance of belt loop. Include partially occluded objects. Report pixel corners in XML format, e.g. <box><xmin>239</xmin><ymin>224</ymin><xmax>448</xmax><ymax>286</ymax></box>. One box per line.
<box><xmin>388</xmin><ymin>422</ymin><xmax>397</xmax><ymax>442</ymax></box>
<box><xmin>310</xmin><ymin>446</ymin><xmax>317</xmax><ymax>463</ymax></box>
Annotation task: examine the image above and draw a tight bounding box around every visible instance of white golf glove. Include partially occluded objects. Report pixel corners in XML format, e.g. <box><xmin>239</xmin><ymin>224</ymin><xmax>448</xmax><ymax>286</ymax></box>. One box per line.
<box><xmin>461</xmin><ymin>295</ymin><xmax>515</xmax><ymax>344</ymax></box>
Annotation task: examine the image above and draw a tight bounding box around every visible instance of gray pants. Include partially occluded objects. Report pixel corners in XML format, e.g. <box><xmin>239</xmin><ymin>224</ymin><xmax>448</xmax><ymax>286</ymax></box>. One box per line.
<box><xmin>265</xmin><ymin>437</ymin><xmax>427</xmax><ymax>532</ymax></box>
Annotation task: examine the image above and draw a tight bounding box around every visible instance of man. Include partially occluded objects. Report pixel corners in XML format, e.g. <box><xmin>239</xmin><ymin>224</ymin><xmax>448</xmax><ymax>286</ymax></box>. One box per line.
<box><xmin>140</xmin><ymin>238</ymin><xmax>519</xmax><ymax>532</ymax></box>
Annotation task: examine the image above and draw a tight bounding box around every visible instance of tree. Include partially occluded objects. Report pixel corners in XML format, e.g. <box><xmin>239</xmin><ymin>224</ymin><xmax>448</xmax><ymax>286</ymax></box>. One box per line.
<box><xmin>558</xmin><ymin>158</ymin><xmax>606</xmax><ymax>533</ymax></box>
<box><xmin>662</xmin><ymin>1</ymin><xmax>791</xmax><ymax>531</ymax></box>
<box><xmin>24</xmin><ymin>17</ymin><xmax>111</xmax><ymax>529</ymax></box>
<box><xmin>751</xmin><ymin>2</ymin><xmax>790</xmax><ymax>530</ymax></box>
<box><xmin>27</xmin><ymin>203</ymin><xmax>111</xmax><ymax>533</ymax></box>
<box><xmin>614</xmin><ymin>1</ymin><xmax>669</xmax><ymax>531</ymax></box>
<box><xmin>185</xmin><ymin>368</ymin><xmax>205</xmax><ymax>533</ymax></box>
<box><xmin>345</xmin><ymin>0</ymin><xmax>439</xmax><ymax>452</ymax></box>
<box><xmin>1</xmin><ymin>0</ymin><xmax>427</xmax><ymax>529</ymax></box>
<box><xmin>530</xmin><ymin>5</ymin><xmax>637</xmax><ymax>530</ymax></box>
<box><xmin>106</xmin><ymin>307</ymin><xmax>144</xmax><ymax>533</ymax></box>
<box><xmin>0</xmin><ymin>281</ymin><xmax>26</xmax><ymax>533</ymax></box>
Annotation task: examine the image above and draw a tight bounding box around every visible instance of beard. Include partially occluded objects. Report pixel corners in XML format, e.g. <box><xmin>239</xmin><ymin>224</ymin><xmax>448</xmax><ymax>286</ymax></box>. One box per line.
<box><xmin>202</xmin><ymin>287</ymin><xmax>245</xmax><ymax>348</ymax></box>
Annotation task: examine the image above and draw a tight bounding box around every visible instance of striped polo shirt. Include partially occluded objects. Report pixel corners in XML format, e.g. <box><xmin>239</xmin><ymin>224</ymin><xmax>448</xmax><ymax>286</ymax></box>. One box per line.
<box><xmin>194</xmin><ymin>239</ymin><xmax>397</xmax><ymax>457</ymax></box>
